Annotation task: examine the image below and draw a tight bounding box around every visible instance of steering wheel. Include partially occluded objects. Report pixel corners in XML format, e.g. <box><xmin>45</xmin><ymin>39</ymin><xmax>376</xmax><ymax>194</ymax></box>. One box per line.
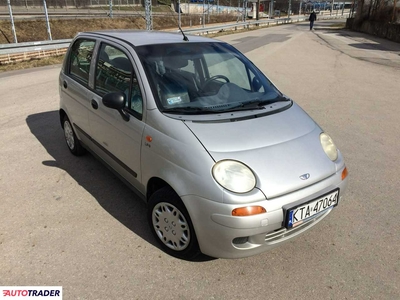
<box><xmin>200</xmin><ymin>75</ymin><xmax>230</xmax><ymax>92</ymax></box>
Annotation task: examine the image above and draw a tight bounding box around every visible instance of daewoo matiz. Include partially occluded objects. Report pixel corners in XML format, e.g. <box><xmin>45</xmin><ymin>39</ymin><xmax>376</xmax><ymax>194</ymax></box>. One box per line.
<box><xmin>59</xmin><ymin>30</ymin><xmax>348</xmax><ymax>259</ymax></box>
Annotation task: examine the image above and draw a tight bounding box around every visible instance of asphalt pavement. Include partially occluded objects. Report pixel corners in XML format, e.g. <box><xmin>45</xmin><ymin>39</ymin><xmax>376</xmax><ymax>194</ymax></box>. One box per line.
<box><xmin>0</xmin><ymin>19</ymin><xmax>399</xmax><ymax>299</ymax></box>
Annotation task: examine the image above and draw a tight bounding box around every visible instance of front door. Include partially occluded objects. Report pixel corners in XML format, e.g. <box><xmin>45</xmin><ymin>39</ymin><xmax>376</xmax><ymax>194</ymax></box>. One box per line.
<box><xmin>88</xmin><ymin>42</ymin><xmax>146</xmax><ymax>194</ymax></box>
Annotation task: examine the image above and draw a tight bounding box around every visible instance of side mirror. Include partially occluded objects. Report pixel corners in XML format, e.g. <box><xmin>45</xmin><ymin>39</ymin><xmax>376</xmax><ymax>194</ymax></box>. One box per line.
<box><xmin>102</xmin><ymin>92</ymin><xmax>130</xmax><ymax>121</ymax></box>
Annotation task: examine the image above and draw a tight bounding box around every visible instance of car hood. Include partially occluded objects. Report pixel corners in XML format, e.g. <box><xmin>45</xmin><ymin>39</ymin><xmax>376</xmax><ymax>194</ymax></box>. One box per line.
<box><xmin>184</xmin><ymin>103</ymin><xmax>336</xmax><ymax>199</ymax></box>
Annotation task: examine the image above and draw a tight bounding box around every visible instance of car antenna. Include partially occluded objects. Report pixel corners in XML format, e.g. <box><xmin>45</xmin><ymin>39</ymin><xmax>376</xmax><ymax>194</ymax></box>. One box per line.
<box><xmin>178</xmin><ymin>24</ymin><xmax>189</xmax><ymax>41</ymax></box>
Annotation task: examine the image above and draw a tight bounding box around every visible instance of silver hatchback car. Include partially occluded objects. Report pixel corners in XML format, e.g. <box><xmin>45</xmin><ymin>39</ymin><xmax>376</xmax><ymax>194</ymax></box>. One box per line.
<box><xmin>59</xmin><ymin>30</ymin><xmax>348</xmax><ymax>259</ymax></box>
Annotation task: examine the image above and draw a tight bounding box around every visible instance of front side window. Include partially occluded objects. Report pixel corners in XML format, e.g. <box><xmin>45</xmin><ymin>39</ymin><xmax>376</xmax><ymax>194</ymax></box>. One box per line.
<box><xmin>136</xmin><ymin>42</ymin><xmax>286</xmax><ymax>115</ymax></box>
<box><xmin>68</xmin><ymin>39</ymin><xmax>95</xmax><ymax>85</ymax></box>
<box><xmin>95</xmin><ymin>43</ymin><xmax>143</xmax><ymax>115</ymax></box>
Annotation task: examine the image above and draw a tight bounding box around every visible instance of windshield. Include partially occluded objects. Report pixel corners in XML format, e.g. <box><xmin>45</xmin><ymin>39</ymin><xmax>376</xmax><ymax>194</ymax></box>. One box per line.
<box><xmin>136</xmin><ymin>42</ymin><xmax>287</xmax><ymax>114</ymax></box>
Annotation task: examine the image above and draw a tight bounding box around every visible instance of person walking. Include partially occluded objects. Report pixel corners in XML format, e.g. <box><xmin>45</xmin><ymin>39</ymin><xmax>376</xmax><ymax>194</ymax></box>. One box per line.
<box><xmin>309</xmin><ymin>10</ymin><xmax>317</xmax><ymax>30</ymax></box>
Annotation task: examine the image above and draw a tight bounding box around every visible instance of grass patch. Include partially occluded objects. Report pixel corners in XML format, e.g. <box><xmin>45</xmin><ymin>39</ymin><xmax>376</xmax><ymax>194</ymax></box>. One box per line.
<box><xmin>0</xmin><ymin>10</ymin><xmax>240</xmax><ymax>44</ymax></box>
<box><xmin>0</xmin><ymin>55</ymin><xmax>64</xmax><ymax>73</ymax></box>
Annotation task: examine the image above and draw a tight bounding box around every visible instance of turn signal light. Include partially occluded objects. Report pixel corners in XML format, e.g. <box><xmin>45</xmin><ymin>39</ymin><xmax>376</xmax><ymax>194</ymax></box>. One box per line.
<box><xmin>232</xmin><ymin>206</ymin><xmax>266</xmax><ymax>217</ymax></box>
<box><xmin>341</xmin><ymin>167</ymin><xmax>348</xmax><ymax>180</ymax></box>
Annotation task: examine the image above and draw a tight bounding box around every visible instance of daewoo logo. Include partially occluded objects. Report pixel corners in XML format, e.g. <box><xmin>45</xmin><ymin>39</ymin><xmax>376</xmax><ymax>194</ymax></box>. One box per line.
<box><xmin>299</xmin><ymin>173</ymin><xmax>310</xmax><ymax>180</ymax></box>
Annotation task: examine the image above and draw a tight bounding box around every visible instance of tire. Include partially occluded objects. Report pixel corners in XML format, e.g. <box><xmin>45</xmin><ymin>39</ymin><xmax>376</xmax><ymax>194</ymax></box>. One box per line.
<box><xmin>148</xmin><ymin>187</ymin><xmax>201</xmax><ymax>260</ymax></box>
<box><xmin>62</xmin><ymin>115</ymin><xmax>86</xmax><ymax>156</ymax></box>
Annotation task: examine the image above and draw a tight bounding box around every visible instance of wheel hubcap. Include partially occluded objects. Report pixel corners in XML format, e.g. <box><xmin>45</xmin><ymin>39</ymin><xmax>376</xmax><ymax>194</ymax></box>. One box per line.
<box><xmin>64</xmin><ymin>121</ymin><xmax>75</xmax><ymax>150</ymax></box>
<box><xmin>152</xmin><ymin>202</ymin><xmax>190</xmax><ymax>251</ymax></box>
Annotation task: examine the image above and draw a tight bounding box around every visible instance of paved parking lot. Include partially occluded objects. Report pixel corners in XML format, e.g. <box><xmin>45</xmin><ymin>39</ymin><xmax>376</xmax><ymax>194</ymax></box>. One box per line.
<box><xmin>1</xmin><ymin>20</ymin><xmax>399</xmax><ymax>299</ymax></box>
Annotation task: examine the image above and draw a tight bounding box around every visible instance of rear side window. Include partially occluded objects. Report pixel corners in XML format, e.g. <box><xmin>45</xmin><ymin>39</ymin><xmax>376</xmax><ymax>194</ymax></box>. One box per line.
<box><xmin>68</xmin><ymin>39</ymin><xmax>95</xmax><ymax>85</ymax></box>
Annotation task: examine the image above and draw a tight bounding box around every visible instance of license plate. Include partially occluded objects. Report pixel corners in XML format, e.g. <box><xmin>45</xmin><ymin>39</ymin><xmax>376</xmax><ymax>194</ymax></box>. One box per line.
<box><xmin>285</xmin><ymin>189</ymin><xmax>339</xmax><ymax>229</ymax></box>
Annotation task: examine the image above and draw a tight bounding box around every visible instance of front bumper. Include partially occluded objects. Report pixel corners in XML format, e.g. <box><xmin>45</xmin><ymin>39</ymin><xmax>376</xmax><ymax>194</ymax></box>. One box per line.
<box><xmin>181</xmin><ymin>167</ymin><xmax>349</xmax><ymax>259</ymax></box>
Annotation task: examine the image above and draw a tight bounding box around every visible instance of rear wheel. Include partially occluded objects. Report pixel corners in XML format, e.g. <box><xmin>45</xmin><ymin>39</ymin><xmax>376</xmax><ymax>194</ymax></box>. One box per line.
<box><xmin>63</xmin><ymin>115</ymin><xmax>86</xmax><ymax>156</ymax></box>
<box><xmin>148</xmin><ymin>187</ymin><xmax>201</xmax><ymax>260</ymax></box>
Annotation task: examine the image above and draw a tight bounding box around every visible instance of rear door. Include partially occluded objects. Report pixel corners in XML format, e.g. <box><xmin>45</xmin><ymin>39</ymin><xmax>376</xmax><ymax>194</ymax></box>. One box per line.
<box><xmin>87</xmin><ymin>41</ymin><xmax>146</xmax><ymax>193</ymax></box>
<box><xmin>60</xmin><ymin>38</ymin><xmax>96</xmax><ymax>143</ymax></box>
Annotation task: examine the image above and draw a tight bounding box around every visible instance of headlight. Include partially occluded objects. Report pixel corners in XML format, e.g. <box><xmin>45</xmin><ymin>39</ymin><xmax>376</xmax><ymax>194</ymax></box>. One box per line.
<box><xmin>212</xmin><ymin>160</ymin><xmax>256</xmax><ymax>193</ymax></box>
<box><xmin>320</xmin><ymin>133</ymin><xmax>338</xmax><ymax>161</ymax></box>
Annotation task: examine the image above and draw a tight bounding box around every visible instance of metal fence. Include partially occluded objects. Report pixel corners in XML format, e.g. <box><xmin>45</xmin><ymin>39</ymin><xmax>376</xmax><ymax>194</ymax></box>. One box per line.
<box><xmin>0</xmin><ymin>0</ymin><xmax>250</xmax><ymax>10</ymax></box>
<box><xmin>0</xmin><ymin>0</ymin><xmax>253</xmax><ymax>43</ymax></box>
<box><xmin>0</xmin><ymin>0</ymin><xmax>144</xmax><ymax>9</ymax></box>
<box><xmin>0</xmin><ymin>0</ymin><xmax>355</xmax><ymax>45</ymax></box>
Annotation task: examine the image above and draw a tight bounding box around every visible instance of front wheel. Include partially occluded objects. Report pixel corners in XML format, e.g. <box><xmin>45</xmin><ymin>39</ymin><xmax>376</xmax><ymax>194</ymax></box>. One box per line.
<box><xmin>147</xmin><ymin>187</ymin><xmax>201</xmax><ymax>260</ymax></box>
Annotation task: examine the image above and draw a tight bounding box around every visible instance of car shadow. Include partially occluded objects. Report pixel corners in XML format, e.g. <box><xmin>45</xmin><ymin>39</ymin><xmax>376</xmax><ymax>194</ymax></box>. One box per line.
<box><xmin>26</xmin><ymin>110</ymin><xmax>214</xmax><ymax>262</ymax></box>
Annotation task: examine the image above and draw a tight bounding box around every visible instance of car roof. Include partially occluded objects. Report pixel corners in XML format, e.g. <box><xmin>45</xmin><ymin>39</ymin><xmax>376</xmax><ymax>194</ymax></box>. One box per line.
<box><xmin>79</xmin><ymin>30</ymin><xmax>222</xmax><ymax>47</ymax></box>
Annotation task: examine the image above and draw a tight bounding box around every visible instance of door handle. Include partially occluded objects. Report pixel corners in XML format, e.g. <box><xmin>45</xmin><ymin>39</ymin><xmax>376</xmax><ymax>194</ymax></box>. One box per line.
<box><xmin>63</xmin><ymin>81</ymin><xmax>68</xmax><ymax>89</ymax></box>
<box><xmin>91</xmin><ymin>99</ymin><xmax>98</xmax><ymax>110</ymax></box>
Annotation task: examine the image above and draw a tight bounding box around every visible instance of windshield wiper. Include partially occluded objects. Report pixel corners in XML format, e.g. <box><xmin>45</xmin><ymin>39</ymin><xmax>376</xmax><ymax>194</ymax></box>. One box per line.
<box><xmin>162</xmin><ymin>107</ymin><xmax>216</xmax><ymax>114</ymax></box>
<box><xmin>241</xmin><ymin>96</ymin><xmax>292</xmax><ymax>107</ymax></box>
<box><xmin>212</xmin><ymin>104</ymin><xmax>266</xmax><ymax>113</ymax></box>
<box><xmin>218</xmin><ymin>96</ymin><xmax>291</xmax><ymax>112</ymax></box>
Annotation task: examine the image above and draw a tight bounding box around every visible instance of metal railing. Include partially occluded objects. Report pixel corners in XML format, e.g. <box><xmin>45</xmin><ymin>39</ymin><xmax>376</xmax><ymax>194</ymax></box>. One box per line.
<box><xmin>0</xmin><ymin>39</ymin><xmax>71</xmax><ymax>52</ymax></box>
